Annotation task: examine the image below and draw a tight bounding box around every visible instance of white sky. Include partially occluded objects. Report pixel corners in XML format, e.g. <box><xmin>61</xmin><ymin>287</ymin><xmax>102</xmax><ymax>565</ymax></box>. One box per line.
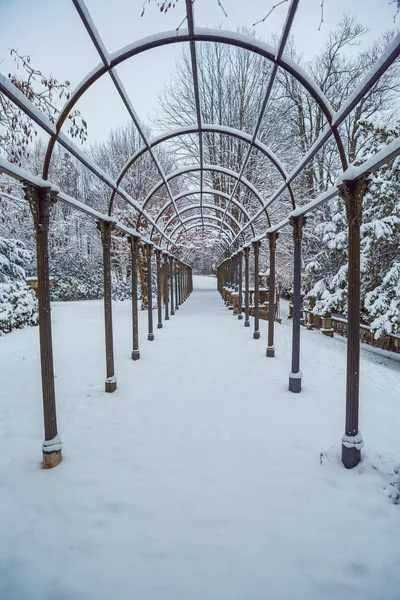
<box><xmin>0</xmin><ymin>0</ymin><xmax>397</xmax><ymax>145</ymax></box>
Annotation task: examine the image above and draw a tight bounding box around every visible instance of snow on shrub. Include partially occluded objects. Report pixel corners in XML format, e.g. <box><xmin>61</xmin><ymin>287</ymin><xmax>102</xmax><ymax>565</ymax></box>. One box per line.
<box><xmin>0</xmin><ymin>236</ymin><xmax>38</xmax><ymax>334</ymax></box>
<box><xmin>0</xmin><ymin>281</ymin><xmax>38</xmax><ymax>334</ymax></box>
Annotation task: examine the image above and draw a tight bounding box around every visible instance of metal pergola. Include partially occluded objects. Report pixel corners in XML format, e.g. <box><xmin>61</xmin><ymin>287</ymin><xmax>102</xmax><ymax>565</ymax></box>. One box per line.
<box><xmin>0</xmin><ymin>0</ymin><xmax>399</xmax><ymax>469</ymax></box>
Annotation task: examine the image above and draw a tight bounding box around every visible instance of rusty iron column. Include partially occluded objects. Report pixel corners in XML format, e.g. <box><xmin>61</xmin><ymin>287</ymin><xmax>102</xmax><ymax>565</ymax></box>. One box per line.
<box><xmin>267</xmin><ymin>232</ymin><xmax>278</xmax><ymax>358</ymax></box>
<box><xmin>24</xmin><ymin>184</ymin><xmax>62</xmax><ymax>468</ymax></box>
<box><xmin>174</xmin><ymin>261</ymin><xmax>179</xmax><ymax>311</ymax></box>
<box><xmin>252</xmin><ymin>240</ymin><xmax>261</xmax><ymax>339</ymax></box>
<box><xmin>244</xmin><ymin>246</ymin><xmax>250</xmax><ymax>327</ymax></box>
<box><xmin>130</xmin><ymin>236</ymin><xmax>140</xmax><ymax>360</ymax></box>
<box><xmin>289</xmin><ymin>216</ymin><xmax>306</xmax><ymax>393</ymax></box>
<box><xmin>339</xmin><ymin>176</ymin><xmax>369</xmax><ymax>469</ymax></box>
<box><xmin>170</xmin><ymin>255</ymin><xmax>175</xmax><ymax>316</ymax></box>
<box><xmin>146</xmin><ymin>243</ymin><xmax>155</xmax><ymax>341</ymax></box>
<box><xmin>98</xmin><ymin>220</ymin><xmax>117</xmax><ymax>393</ymax></box>
<box><xmin>163</xmin><ymin>253</ymin><xmax>170</xmax><ymax>320</ymax></box>
<box><xmin>238</xmin><ymin>250</ymin><xmax>243</xmax><ymax>320</ymax></box>
<box><xmin>178</xmin><ymin>263</ymin><xmax>182</xmax><ymax>305</ymax></box>
<box><xmin>155</xmin><ymin>249</ymin><xmax>163</xmax><ymax>330</ymax></box>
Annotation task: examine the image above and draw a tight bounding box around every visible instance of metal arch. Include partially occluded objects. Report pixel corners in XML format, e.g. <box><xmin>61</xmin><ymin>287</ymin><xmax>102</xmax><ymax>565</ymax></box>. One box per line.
<box><xmin>159</xmin><ymin>203</ymin><xmax>242</xmax><ymax>237</ymax></box>
<box><xmin>41</xmin><ymin>24</ymin><xmax>343</xmax><ymax>221</ymax></box>
<box><xmin>127</xmin><ymin>164</ymin><xmax>271</xmax><ymax>234</ymax></box>
<box><xmin>52</xmin><ymin>0</ymin><xmax>187</xmax><ymax>232</ymax></box>
<box><xmin>167</xmin><ymin>224</ymin><xmax>232</xmax><ymax>251</ymax></box>
<box><xmin>165</xmin><ymin>215</ymin><xmax>238</xmax><ymax>247</ymax></box>
<box><xmin>219</xmin><ymin>0</ymin><xmax>298</xmax><ymax>233</ymax></box>
<box><xmin>109</xmin><ymin>124</ymin><xmax>294</xmax><ymax>216</ymax></box>
<box><xmin>185</xmin><ymin>0</ymin><xmax>204</xmax><ymax>228</ymax></box>
<box><xmin>150</xmin><ymin>188</ymin><xmax>258</xmax><ymax>237</ymax></box>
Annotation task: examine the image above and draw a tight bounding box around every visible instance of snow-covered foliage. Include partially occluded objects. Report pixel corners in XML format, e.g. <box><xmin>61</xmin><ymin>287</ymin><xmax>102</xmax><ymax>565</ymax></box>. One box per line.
<box><xmin>0</xmin><ymin>236</ymin><xmax>37</xmax><ymax>334</ymax></box>
<box><xmin>304</xmin><ymin>122</ymin><xmax>400</xmax><ymax>336</ymax></box>
<box><xmin>0</xmin><ymin>281</ymin><xmax>38</xmax><ymax>333</ymax></box>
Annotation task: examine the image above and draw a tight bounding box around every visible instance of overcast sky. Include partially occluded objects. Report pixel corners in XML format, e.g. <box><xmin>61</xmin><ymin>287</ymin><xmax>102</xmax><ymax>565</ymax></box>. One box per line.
<box><xmin>0</xmin><ymin>0</ymin><xmax>397</xmax><ymax>145</ymax></box>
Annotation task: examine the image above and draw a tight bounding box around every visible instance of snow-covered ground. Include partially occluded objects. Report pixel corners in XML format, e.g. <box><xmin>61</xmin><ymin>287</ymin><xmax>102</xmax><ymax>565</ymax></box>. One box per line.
<box><xmin>1</xmin><ymin>275</ymin><xmax>399</xmax><ymax>600</ymax></box>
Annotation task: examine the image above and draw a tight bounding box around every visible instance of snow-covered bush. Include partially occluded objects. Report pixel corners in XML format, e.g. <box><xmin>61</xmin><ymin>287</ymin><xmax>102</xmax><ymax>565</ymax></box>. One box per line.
<box><xmin>303</xmin><ymin>122</ymin><xmax>400</xmax><ymax>331</ymax></box>
<box><xmin>0</xmin><ymin>281</ymin><xmax>38</xmax><ymax>333</ymax></box>
<box><xmin>0</xmin><ymin>236</ymin><xmax>38</xmax><ymax>334</ymax></box>
<box><xmin>50</xmin><ymin>252</ymin><xmax>104</xmax><ymax>301</ymax></box>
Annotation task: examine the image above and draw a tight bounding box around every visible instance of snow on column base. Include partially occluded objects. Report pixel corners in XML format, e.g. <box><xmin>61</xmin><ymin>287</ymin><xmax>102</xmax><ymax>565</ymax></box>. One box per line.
<box><xmin>289</xmin><ymin>370</ymin><xmax>302</xmax><ymax>393</ymax></box>
<box><xmin>266</xmin><ymin>345</ymin><xmax>275</xmax><ymax>358</ymax></box>
<box><xmin>238</xmin><ymin>314</ymin><xmax>243</xmax><ymax>320</ymax></box>
<box><xmin>148</xmin><ymin>333</ymin><xmax>155</xmax><ymax>341</ymax></box>
<box><xmin>244</xmin><ymin>320</ymin><xmax>250</xmax><ymax>328</ymax></box>
<box><xmin>171</xmin><ymin>310</ymin><xmax>175</xmax><ymax>316</ymax></box>
<box><xmin>42</xmin><ymin>434</ymin><xmax>63</xmax><ymax>469</ymax></box>
<box><xmin>105</xmin><ymin>375</ymin><xmax>117</xmax><ymax>393</ymax></box>
<box><xmin>165</xmin><ymin>315</ymin><xmax>170</xmax><ymax>321</ymax></box>
<box><xmin>157</xmin><ymin>323</ymin><xmax>163</xmax><ymax>329</ymax></box>
<box><xmin>342</xmin><ymin>432</ymin><xmax>363</xmax><ymax>468</ymax></box>
<box><xmin>131</xmin><ymin>349</ymin><xmax>140</xmax><ymax>361</ymax></box>
<box><xmin>253</xmin><ymin>331</ymin><xmax>260</xmax><ymax>340</ymax></box>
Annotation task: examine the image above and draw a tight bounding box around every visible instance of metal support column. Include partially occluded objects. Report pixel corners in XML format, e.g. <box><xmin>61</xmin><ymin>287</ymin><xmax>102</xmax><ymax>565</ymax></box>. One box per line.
<box><xmin>146</xmin><ymin>243</ymin><xmax>154</xmax><ymax>341</ymax></box>
<box><xmin>289</xmin><ymin>216</ymin><xmax>306</xmax><ymax>392</ymax></box>
<box><xmin>252</xmin><ymin>240</ymin><xmax>261</xmax><ymax>339</ymax></box>
<box><xmin>266</xmin><ymin>232</ymin><xmax>278</xmax><ymax>358</ymax></box>
<box><xmin>174</xmin><ymin>261</ymin><xmax>179</xmax><ymax>310</ymax></box>
<box><xmin>339</xmin><ymin>177</ymin><xmax>369</xmax><ymax>469</ymax></box>
<box><xmin>244</xmin><ymin>246</ymin><xmax>250</xmax><ymax>327</ymax></box>
<box><xmin>238</xmin><ymin>250</ymin><xmax>243</xmax><ymax>320</ymax></box>
<box><xmin>155</xmin><ymin>249</ymin><xmax>163</xmax><ymax>329</ymax></box>
<box><xmin>163</xmin><ymin>253</ymin><xmax>170</xmax><ymax>320</ymax></box>
<box><xmin>98</xmin><ymin>220</ymin><xmax>117</xmax><ymax>393</ymax></box>
<box><xmin>25</xmin><ymin>184</ymin><xmax>62</xmax><ymax>468</ymax></box>
<box><xmin>170</xmin><ymin>256</ymin><xmax>175</xmax><ymax>315</ymax></box>
<box><xmin>130</xmin><ymin>236</ymin><xmax>140</xmax><ymax>360</ymax></box>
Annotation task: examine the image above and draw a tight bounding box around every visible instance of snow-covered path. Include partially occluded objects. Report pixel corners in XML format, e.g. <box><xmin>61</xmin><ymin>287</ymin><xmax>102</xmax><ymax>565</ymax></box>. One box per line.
<box><xmin>1</xmin><ymin>275</ymin><xmax>400</xmax><ymax>600</ymax></box>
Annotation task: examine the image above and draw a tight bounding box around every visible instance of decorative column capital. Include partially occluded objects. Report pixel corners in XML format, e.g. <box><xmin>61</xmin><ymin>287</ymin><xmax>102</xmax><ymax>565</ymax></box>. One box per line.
<box><xmin>289</xmin><ymin>215</ymin><xmax>307</xmax><ymax>244</ymax></box>
<box><xmin>129</xmin><ymin>235</ymin><xmax>140</xmax><ymax>252</ymax></box>
<box><xmin>338</xmin><ymin>174</ymin><xmax>370</xmax><ymax>226</ymax></box>
<box><xmin>252</xmin><ymin>239</ymin><xmax>261</xmax><ymax>255</ymax></box>
<box><xmin>97</xmin><ymin>220</ymin><xmax>115</xmax><ymax>248</ymax></box>
<box><xmin>244</xmin><ymin>245</ymin><xmax>251</xmax><ymax>258</ymax></box>
<box><xmin>24</xmin><ymin>184</ymin><xmax>57</xmax><ymax>231</ymax></box>
<box><xmin>268</xmin><ymin>231</ymin><xmax>279</xmax><ymax>251</ymax></box>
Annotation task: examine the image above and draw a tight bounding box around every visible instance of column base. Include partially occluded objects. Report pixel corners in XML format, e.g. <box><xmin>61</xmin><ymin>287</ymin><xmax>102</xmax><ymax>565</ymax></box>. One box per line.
<box><xmin>148</xmin><ymin>333</ymin><xmax>155</xmax><ymax>341</ymax></box>
<box><xmin>131</xmin><ymin>349</ymin><xmax>140</xmax><ymax>361</ymax></box>
<box><xmin>342</xmin><ymin>445</ymin><xmax>361</xmax><ymax>469</ymax></box>
<box><xmin>105</xmin><ymin>376</ymin><xmax>117</xmax><ymax>393</ymax></box>
<box><xmin>289</xmin><ymin>371</ymin><xmax>302</xmax><ymax>393</ymax></box>
<box><xmin>42</xmin><ymin>449</ymin><xmax>62</xmax><ymax>469</ymax></box>
<box><xmin>238</xmin><ymin>314</ymin><xmax>243</xmax><ymax>320</ymax></box>
<box><xmin>157</xmin><ymin>323</ymin><xmax>163</xmax><ymax>329</ymax></box>
<box><xmin>253</xmin><ymin>331</ymin><xmax>260</xmax><ymax>340</ymax></box>
<box><xmin>165</xmin><ymin>315</ymin><xmax>170</xmax><ymax>321</ymax></box>
<box><xmin>171</xmin><ymin>310</ymin><xmax>175</xmax><ymax>316</ymax></box>
<box><xmin>244</xmin><ymin>320</ymin><xmax>250</xmax><ymax>327</ymax></box>
<box><xmin>42</xmin><ymin>434</ymin><xmax>63</xmax><ymax>469</ymax></box>
<box><xmin>266</xmin><ymin>345</ymin><xmax>275</xmax><ymax>358</ymax></box>
<box><xmin>341</xmin><ymin>433</ymin><xmax>363</xmax><ymax>469</ymax></box>
<box><xmin>175</xmin><ymin>306</ymin><xmax>179</xmax><ymax>311</ymax></box>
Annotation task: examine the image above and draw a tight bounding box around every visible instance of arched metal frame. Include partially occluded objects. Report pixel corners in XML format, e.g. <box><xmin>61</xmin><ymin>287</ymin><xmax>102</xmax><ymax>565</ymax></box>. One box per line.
<box><xmin>168</xmin><ymin>215</ymin><xmax>237</xmax><ymax>244</ymax></box>
<box><xmin>170</xmin><ymin>223</ymin><xmax>233</xmax><ymax>251</ymax></box>
<box><xmin>157</xmin><ymin>202</ymin><xmax>242</xmax><ymax>239</ymax></box>
<box><xmin>149</xmin><ymin>188</ymin><xmax>258</xmax><ymax>243</ymax></box>
<box><xmin>40</xmin><ymin>0</ymin><xmax>350</xmax><ymax>250</ymax></box>
<box><xmin>151</xmin><ymin>187</ymin><xmax>256</xmax><ymax>235</ymax></box>
<box><xmin>0</xmin><ymin>0</ymin><xmax>398</xmax><ymax>473</ymax></box>
<box><xmin>110</xmin><ymin>128</ymin><xmax>295</xmax><ymax>228</ymax></box>
<box><xmin>130</xmin><ymin>161</ymin><xmax>274</xmax><ymax>234</ymax></box>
